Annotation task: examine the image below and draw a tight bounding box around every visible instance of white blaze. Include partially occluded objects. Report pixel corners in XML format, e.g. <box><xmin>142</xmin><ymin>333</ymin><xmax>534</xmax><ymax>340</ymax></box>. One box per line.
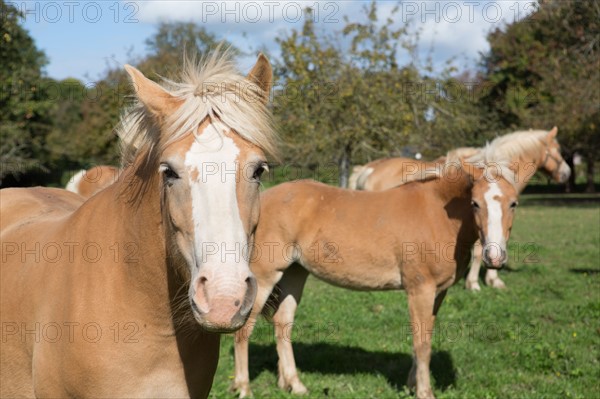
<box><xmin>484</xmin><ymin>182</ymin><xmax>505</xmax><ymax>259</ymax></box>
<box><xmin>184</xmin><ymin>121</ymin><xmax>247</xmax><ymax>275</ymax></box>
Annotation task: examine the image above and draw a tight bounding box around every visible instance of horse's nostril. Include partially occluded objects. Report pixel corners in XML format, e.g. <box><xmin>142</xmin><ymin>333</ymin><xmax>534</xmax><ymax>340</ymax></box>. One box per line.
<box><xmin>235</xmin><ymin>300</ymin><xmax>240</xmax><ymax>307</ymax></box>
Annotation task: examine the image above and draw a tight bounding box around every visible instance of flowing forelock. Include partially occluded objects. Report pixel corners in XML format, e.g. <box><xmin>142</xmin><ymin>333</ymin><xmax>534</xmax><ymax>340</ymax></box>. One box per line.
<box><xmin>118</xmin><ymin>48</ymin><xmax>278</xmax><ymax>173</ymax></box>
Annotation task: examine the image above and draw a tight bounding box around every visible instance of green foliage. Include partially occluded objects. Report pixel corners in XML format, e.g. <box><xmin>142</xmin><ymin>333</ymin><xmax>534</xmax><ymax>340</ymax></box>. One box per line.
<box><xmin>140</xmin><ymin>21</ymin><xmax>237</xmax><ymax>79</ymax></box>
<box><xmin>4</xmin><ymin>1</ymin><xmax>595</xmax><ymax>190</ymax></box>
<box><xmin>0</xmin><ymin>0</ymin><xmax>52</xmax><ymax>180</ymax></box>
<box><xmin>482</xmin><ymin>0</ymin><xmax>600</xmax><ymax>160</ymax></box>
<box><xmin>274</xmin><ymin>3</ymin><xmax>423</xmax><ymax>186</ymax></box>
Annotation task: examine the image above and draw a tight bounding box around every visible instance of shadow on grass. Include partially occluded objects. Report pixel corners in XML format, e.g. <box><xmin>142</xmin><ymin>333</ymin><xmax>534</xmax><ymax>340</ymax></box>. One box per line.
<box><xmin>570</xmin><ymin>268</ymin><xmax>600</xmax><ymax>274</ymax></box>
<box><xmin>246</xmin><ymin>342</ymin><xmax>456</xmax><ymax>391</ymax></box>
<box><xmin>520</xmin><ymin>194</ymin><xmax>600</xmax><ymax>207</ymax></box>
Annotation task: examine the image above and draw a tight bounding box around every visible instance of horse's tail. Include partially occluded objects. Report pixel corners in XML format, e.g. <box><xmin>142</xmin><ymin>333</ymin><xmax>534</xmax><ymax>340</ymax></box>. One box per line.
<box><xmin>348</xmin><ymin>165</ymin><xmax>364</xmax><ymax>190</ymax></box>
<box><xmin>65</xmin><ymin>169</ymin><xmax>86</xmax><ymax>194</ymax></box>
<box><xmin>354</xmin><ymin>166</ymin><xmax>376</xmax><ymax>190</ymax></box>
<box><xmin>350</xmin><ymin>165</ymin><xmax>376</xmax><ymax>190</ymax></box>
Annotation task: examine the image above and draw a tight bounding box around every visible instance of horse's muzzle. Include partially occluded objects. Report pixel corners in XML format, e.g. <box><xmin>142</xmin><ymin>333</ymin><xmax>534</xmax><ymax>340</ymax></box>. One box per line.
<box><xmin>191</xmin><ymin>273</ymin><xmax>257</xmax><ymax>333</ymax></box>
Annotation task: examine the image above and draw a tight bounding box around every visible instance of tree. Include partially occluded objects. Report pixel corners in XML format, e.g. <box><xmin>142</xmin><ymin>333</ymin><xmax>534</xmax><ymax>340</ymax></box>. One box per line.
<box><xmin>45</xmin><ymin>22</ymin><xmax>238</xmax><ymax>178</ymax></box>
<box><xmin>274</xmin><ymin>2</ymin><xmax>418</xmax><ymax>187</ymax></box>
<box><xmin>482</xmin><ymin>0</ymin><xmax>600</xmax><ymax>191</ymax></box>
<box><xmin>0</xmin><ymin>0</ymin><xmax>52</xmax><ymax>183</ymax></box>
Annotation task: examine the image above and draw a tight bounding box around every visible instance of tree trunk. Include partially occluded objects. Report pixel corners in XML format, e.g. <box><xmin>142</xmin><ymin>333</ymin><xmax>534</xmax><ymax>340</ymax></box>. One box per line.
<box><xmin>338</xmin><ymin>144</ymin><xmax>351</xmax><ymax>188</ymax></box>
<box><xmin>565</xmin><ymin>153</ymin><xmax>576</xmax><ymax>193</ymax></box>
<box><xmin>586</xmin><ymin>156</ymin><xmax>596</xmax><ymax>193</ymax></box>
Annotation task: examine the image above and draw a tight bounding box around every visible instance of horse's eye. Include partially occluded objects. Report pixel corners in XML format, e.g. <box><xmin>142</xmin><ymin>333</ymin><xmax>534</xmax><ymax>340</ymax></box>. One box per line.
<box><xmin>510</xmin><ymin>201</ymin><xmax>518</xmax><ymax>209</ymax></box>
<box><xmin>471</xmin><ymin>200</ymin><xmax>480</xmax><ymax>209</ymax></box>
<box><xmin>159</xmin><ymin>164</ymin><xmax>180</xmax><ymax>180</ymax></box>
<box><xmin>252</xmin><ymin>163</ymin><xmax>268</xmax><ymax>182</ymax></box>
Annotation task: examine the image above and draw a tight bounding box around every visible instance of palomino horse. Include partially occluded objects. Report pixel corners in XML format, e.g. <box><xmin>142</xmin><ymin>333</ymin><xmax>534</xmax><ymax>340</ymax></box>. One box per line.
<box><xmin>463</xmin><ymin>128</ymin><xmax>570</xmax><ymax>290</ymax></box>
<box><xmin>65</xmin><ymin>165</ymin><xmax>121</xmax><ymax>198</ymax></box>
<box><xmin>350</xmin><ymin>128</ymin><xmax>570</xmax><ymax>290</ymax></box>
<box><xmin>0</xmin><ymin>51</ymin><xmax>276</xmax><ymax>397</ymax></box>
<box><xmin>232</xmin><ymin>159</ymin><xmax>519</xmax><ymax>399</ymax></box>
<box><xmin>349</xmin><ymin>147</ymin><xmax>479</xmax><ymax>191</ymax></box>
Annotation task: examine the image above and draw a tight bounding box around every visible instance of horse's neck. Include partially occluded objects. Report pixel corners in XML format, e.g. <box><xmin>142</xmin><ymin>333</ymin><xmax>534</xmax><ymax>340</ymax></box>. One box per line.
<box><xmin>431</xmin><ymin>175</ymin><xmax>479</xmax><ymax>273</ymax></box>
<box><xmin>432</xmin><ymin>173</ymin><xmax>478</xmax><ymax>234</ymax></box>
<box><xmin>512</xmin><ymin>148</ymin><xmax>544</xmax><ymax>193</ymax></box>
<box><xmin>72</xmin><ymin>168</ymin><xmax>172</xmax><ymax>302</ymax></box>
<box><xmin>435</xmin><ymin>172</ymin><xmax>473</xmax><ymax>203</ymax></box>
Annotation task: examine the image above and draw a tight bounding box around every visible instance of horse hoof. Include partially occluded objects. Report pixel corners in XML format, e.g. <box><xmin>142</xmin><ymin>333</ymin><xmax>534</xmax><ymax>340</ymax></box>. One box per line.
<box><xmin>278</xmin><ymin>377</ymin><xmax>308</xmax><ymax>395</ymax></box>
<box><xmin>486</xmin><ymin>277</ymin><xmax>506</xmax><ymax>289</ymax></box>
<box><xmin>291</xmin><ymin>382</ymin><xmax>308</xmax><ymax>395</ymax></box>
<box><xmin>465</xmin><ymin>280</ymin><xmax>481</xmax><ymax>291</ymax></box>
<box><xmin>416</xmin><ymin>388</ymin><xmax>436</xmax><ymax>399</ymax></box>
<box><xmin>230</xmin><ymin>381</ymin><xmax>252</xmax><ymax>398</ymax></box>
<box><xmin>238</xmin><ymin>387</ymin><xmax>253</xmax><ymax>399</ymax></box>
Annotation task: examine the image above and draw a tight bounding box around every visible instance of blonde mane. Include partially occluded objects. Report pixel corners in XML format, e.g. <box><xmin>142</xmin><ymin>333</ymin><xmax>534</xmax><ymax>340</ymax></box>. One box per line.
<box><xmin>466</xmin><ymin>130</ymin><xmax>549</xmax><ymax>166</ymax></box>
<box><xmin>444</xmin><ymin>144</ymin><xmax>518</xmax><ymax>188</ymax></box>
<box><xmin>118</xmin><ymin>48</ymin><xmax>278</xmax><ymax>172</ymax></box>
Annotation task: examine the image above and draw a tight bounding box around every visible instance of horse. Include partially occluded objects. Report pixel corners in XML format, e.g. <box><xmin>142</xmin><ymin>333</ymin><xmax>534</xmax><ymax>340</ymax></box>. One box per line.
<box><xmin>349</xmin><ymin>147</ymin><xmax>479</xmax><ymax>191</ymax></box>
<box><xmin>350</xmin><ymin>128</ymin><xmax>570</xmax><ymax>290</ymax></box>
<box><xmin>0</xmin><ymin>50</ymin><xmax>277</xmax><ymax>398</ymax></box>
<box><xmin>65</xmin><ymin>165</ymin><xmax>121</xmax><ymax>198</ymax></box>
<box><xmin>462</xmin><ymin>127</ymin><xmax>570</xmax><ymax>290</ymax></box>
<box><xmin>231</xmin><ymin>158</ymin><xmax>520</xmax><ymax>399</ymax></box>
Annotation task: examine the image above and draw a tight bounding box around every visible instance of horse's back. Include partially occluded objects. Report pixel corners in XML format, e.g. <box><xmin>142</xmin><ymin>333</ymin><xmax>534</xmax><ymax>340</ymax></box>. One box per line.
<box><xmin>366</xmin><ymin>157</ymin><xmax>437</xmax><ymax>191</ymax></box>
<box><xmin>258</xmin><ymin>180</ymin><xmax>444</xmax><ymax>289</ymax></box>
<box><xmin>0</xmin><ymin>187</ymin><xmax>83</xmax><ymax>234</ymax></box>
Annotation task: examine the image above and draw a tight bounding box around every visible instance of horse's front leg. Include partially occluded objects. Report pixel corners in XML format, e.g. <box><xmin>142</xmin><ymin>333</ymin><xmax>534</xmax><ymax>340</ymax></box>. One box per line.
<box><xmin>272</xmin><ymin>264</ymin><xmax>309</xmax><ymax>395</ymax></box>
<box><xmin>465</xmin><ymin>240</ymin><xmax>483</xmax><ymax>291</ymax></box>
<box><xmin>406</xmin><ymin>285</ymin><xmax>446</xmax><ymax>399</ymax></box>
<box><xmin>232</xmin><ymin>271</ymin><xmax>283</xmax><ymax>398</ymax></box>
<box><xmin>484</xmin><ymin>268</ymin><xmax>506</xmax><ymax>289</ymax></box>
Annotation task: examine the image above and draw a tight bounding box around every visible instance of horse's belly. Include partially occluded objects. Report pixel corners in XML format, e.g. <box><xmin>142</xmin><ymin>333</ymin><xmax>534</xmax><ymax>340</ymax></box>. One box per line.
<box><xmin>299</xmin><ymin>252</ymin><xmax>403</xmax><ymax>291</ymax></box>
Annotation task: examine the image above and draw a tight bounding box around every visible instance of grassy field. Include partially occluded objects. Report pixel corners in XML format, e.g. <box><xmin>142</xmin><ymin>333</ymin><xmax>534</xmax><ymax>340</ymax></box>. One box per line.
<box><xmin>209</xmin><ymin>197</ymin><xmax>600</xmax><ymax>399</ymax></box>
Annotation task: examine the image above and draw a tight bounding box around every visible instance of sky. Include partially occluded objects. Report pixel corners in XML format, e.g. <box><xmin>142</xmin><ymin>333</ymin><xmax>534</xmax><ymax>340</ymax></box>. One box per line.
<box><xmin>16</xmin><ymin>0</ymin><xmax>537</xmax><ymax>82</ymax></box>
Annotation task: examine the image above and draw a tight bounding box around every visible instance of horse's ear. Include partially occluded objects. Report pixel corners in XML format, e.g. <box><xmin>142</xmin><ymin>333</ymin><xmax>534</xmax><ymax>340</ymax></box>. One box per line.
<box><xmin>547</xmin><ymin>126</ymin><xmax>558</xmax><ymax>142</ymax></box>
<box><xmin>124</xmin><ymin>64</ymin><xmax>182</xmax><ymax>116</ymax></box>
<box><xmin>247</xmin><ymin>53</ymin><xmax>272</xmax><ymax>104</ymax></box>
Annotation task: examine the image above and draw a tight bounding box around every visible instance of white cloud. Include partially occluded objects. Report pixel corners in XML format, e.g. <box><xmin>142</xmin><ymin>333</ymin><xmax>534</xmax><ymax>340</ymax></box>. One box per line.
<box><xmin>130</xmin><ymin>0</ymin><xmax>535</xmax><ymax>72</ymax></box>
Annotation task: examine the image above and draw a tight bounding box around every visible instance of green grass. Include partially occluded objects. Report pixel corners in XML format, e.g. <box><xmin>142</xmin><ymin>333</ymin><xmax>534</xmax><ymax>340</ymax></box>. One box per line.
<box><xmin>209</xmin><ymin>199</ymin><xmax>600</xmax><ymax>399</ymax></box>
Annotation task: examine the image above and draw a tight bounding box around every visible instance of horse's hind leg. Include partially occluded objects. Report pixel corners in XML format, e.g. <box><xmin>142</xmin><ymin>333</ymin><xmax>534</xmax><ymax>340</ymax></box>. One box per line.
<box><xmin>232</xmin><ymin>270</ymin><xmax>284</xmax><ymax>398</ymax></box>
<box><xmin>465</xmin><ymin>240</ymin><xmax>483</xmax><ymax>291</ymax></box>
<box><xmin>272</xmin><ymin>263</ymin><xmax>309</xmax><ymax>395</ymax></box>
<box><xmin>406</xmin><ymin>284</ymin><xmax>442</xmax><ymax>399</ymax></box>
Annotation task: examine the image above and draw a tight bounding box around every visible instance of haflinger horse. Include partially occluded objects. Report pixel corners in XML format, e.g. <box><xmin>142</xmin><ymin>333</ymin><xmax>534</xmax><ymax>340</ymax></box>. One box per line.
<box><xmin>232</xmin><ymin>157</ymin><xmax>520</xmax><ymax>399</ymax></box>
<box><xmin>463</xmin><ymin>128</ymin><xmax>570</xmax><ymax>290</ymax></box>
<box><xmin>350</xmin><ymin>128</ymin><xmax>571</xmax><ymax>290</ymax></box>
<box><xmin>65</xmin><ymin>165</ymin><xmax>121</xmax><ymax>198</ymax></box>
<box><xmin>0</xmin><ymin>50</ymin><xmax>277</xmax><ymax>398</ymax></box>
<box><xmin>349</xmin><ymin>147</ymin><xmax>479</xmax><ymax>191</ymax></box>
